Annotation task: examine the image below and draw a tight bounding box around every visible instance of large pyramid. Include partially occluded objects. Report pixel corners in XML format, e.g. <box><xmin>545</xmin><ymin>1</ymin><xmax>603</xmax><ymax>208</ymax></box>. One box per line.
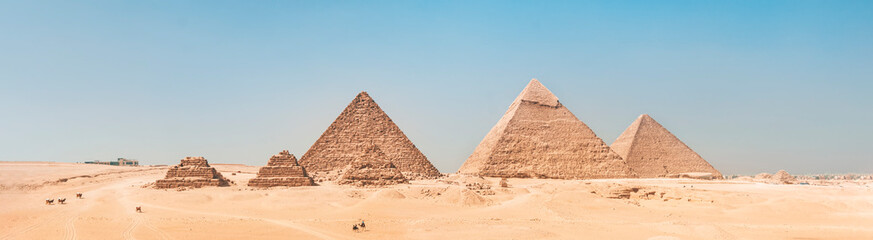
<box><xmin>299</xmin><ymin>92</ymin><xmax>440</xmax><ymax>179</ymax></box>
<box><xmin>247</xmin><ymin>150</ymin><xmax>314</xmax><ymax>188</ymax></box>
<box><xmin>156</xmin><ymin>157</ymin><xmax>231</xmax><ymax>188</ymax></box>
<box><xmin>458</xmin><ymin>79</ymin><xmax>634</xmax><ymax>179</ymax></box>
<box><xmin>610</xmin><ymin>114</ymin><xmax>722</xmax><ymax>178</ymax></box>
<box><xmin>337</xmin><ymin>145</ymin><xmax>408</xmax><ymax>187</ymax></box>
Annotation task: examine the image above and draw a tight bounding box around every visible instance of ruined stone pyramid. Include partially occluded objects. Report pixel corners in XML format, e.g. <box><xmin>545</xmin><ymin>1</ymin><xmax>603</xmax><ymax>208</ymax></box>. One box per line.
<box><xmin>458</xmin><ymin>79</ymin><xmax>635</xmax><ymax>179</ymax></box>
<box><xmin>299</xmin><ymin>91</ymin><xmax>440</xmax><ymax>179</ymax></box>
<box><xmin>610</xmin><ymin>114</ymin><xmax>722</xmax><ymax>178</ymax></box>
<box><xmin>247</xmin><ymin>150</ymin><xmax>314</xmax><ymax>188</ymax></box>
<box><xmin>156</xmin><ymin>157</ymin><xmax>231</xmax><ymax>188</ymax></box>
<box><xmin>337</xmin><ymin>145</ymin><xmax>408</xmax><ymax>186</ymax></box>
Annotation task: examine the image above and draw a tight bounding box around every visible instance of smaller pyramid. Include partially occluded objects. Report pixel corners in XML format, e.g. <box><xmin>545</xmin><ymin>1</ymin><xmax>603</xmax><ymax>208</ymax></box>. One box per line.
<box><xmin>337</xmin><ymin>145</ymin><xmax>408</xmax><ymax>187</ymax></box>
<box><xmin>611</xmin><ymin>114</ymin><xmax>722</xmax><ymax>178</ymax></box>
<box><xmin>248</xmin><ymin>150</ymin><xmax>314</xmax><ymax>188</ymax></box>
<box><xmin>156</xmin><ymin>157</ymin><xmax>231</xmax><ymax>188</ymax></box>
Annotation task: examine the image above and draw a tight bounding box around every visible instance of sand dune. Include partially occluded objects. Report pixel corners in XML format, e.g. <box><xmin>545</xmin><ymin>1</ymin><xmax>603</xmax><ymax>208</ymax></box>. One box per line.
<box><xmin>1</xmin><ymin>162</ymin><xmax>872</xmax><ymax>239</ymax></box>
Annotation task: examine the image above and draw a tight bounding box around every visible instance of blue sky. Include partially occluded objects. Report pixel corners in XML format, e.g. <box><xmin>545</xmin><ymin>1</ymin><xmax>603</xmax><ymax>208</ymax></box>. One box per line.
<box><xmin>1</xmin><ymin>1</ymin><xmax>871</xmax><ymax>175</ymax></box>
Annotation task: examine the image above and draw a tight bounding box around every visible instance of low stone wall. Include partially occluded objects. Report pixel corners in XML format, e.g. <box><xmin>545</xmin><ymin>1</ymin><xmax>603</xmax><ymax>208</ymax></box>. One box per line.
<box><xmin>247</xmin><ymin>177</ymin><xmax>313</xmax><ymax>188</ymax></box>
<box><xmin>155</xmin><ymin>178</ymin><xmax>229</xmax><ymax>188</ymax></box>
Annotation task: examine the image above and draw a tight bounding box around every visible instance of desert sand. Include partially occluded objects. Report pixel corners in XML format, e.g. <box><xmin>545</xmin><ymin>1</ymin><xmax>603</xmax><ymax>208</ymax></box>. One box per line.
<box><xmin>2</xmin><ymin>162</ymin><xmax>872</xmax><ymax>240</ymax></box>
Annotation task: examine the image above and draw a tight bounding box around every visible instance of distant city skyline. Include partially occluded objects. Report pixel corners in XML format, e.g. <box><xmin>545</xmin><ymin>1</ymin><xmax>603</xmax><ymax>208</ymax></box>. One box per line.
<box><xmin>1</xmin><ymin>1</ymin><xmax>871</xmax><ymax>175</ymax></box>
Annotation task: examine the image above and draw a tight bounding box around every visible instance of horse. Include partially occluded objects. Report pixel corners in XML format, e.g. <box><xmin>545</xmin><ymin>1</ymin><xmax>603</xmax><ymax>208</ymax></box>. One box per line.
<box><xmin>360</xmin><ymin>221</ymin><xmax>366</xmax><ymax>229</ymax></box>
<box><xmin>76</xmin><ymin>192</ymin><xmax>83</xmax><ymax>199</ymax></box>
<box><xmin>136</xmin><ymin>206</ymin><xmax>142</xmax><ymax>213</ymax></box>
<box><xmin>45</xmin><ymin>199</ymin><xmax>54</xmax><ymax>205</ymax></box>
<box><xmin>58</xmin><ymin>198</ymin><xmax>66</xmax><ymax>204</ymax></box>
<box><xmin>352</xmin><ymin>224</ymin><xmax>359</xmax><ymax>232</ymax></box>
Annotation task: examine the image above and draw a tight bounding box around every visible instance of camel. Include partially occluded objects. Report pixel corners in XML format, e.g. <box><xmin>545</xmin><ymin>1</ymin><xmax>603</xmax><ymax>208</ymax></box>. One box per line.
<box><xmin>76</xmin><ymin>192</ymin><xmax>83</xmax><ymax>199</ymax></box>
<box><xmin>45</xmin><ymin>199</ymin><xmax>54</xmax><ymax>205</ymax></box>
<box><xmin>360</xmin><ymin>220</ymin><xmax>366</xmax><ymax>229</ymax></box>
<box><xmin>58</xmin><ymin>198</ymin><xmax>66</xmax><ymax>204</ymax></box>
<box><xmin>352</xmin><ymin>224</ymin><xmax>359</xmax><ymax>232</ymax></box>
<box><xmin>136</xmin><ymin>206</ymin><xmax>142</xmax><ymax>213</ymax></box>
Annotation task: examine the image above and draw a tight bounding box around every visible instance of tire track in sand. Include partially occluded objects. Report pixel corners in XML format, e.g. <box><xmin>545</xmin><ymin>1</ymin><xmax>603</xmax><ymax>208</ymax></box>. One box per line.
<box><xmin>113</xmin><ymin>178</ymin><xmax>172</xmax><ymax>240</ymax></box>
<box><xmin>138</xmin><ymin>203</ymin><xmax>351</xmax><ymax>240</ymax></box>
<box><xmin>121</xmin><ymin>216</ymin><xmax>141</xmax><ymax>240</ymax></box>
<box><xmin>62</xmin><ymin>215</ymin><xmax>78</xmax><ymax>240</ymax></box>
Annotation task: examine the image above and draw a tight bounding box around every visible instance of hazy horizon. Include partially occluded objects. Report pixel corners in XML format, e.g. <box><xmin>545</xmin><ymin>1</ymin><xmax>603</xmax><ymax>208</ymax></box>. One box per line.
<box><xmin>1</xmin><ymin>1</ymin><xmax>871</xmax><ymax>175</ymax></box>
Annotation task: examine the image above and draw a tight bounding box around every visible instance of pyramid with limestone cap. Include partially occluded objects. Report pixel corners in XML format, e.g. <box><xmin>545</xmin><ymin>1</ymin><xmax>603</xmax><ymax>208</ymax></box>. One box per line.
<box><xmin>458</xmin><ymin>79</ymin><xmax>635</xmax><ymax>179</ymax></box>
<box><xmin>247</xmin><ymin>150</ymin><xmax>314</xmax><ymax>188</ymax></box>
<box><xmin>610</xmin><ymin>114</ymin><xmax>722</xmax><ymax>178</ymax></box>
<box><xmin>299</xmin><ymin>92</ymin><xmax>440</xmax><ymax>180</ymax></box>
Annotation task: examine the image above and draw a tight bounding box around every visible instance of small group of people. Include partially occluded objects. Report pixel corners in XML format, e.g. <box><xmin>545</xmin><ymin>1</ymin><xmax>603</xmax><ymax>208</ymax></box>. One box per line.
<box><xmin>351</xmin><ymin>220</ymin><xmax>366</xmax><ymax>232</ymax></box>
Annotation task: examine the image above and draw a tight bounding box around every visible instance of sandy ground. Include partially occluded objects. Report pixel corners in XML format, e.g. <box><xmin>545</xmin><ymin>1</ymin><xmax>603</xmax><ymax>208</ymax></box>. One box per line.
<box><xmin>1</xmin><ymin>162</ymin><xmax>872</xmax><ymax>240</ymax></box>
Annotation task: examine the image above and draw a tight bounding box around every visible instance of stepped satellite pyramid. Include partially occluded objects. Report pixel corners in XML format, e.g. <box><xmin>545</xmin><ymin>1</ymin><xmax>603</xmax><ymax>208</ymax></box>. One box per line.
<box><xmin>458</xmin><ymin>79</ymin><xmax>634</xmax><ymax>179</ymax></box>
<box><xmin>299</xmin><ymin>92</ymin><xmax>441</xmax><ymax>179</ymax></box>
<box><xmin>610</xmin><ymin>114</ymin><xmax>722</xmax><ymax>178</ymax></box>
<box><xmin>247</xmin><ymin>150</ymin><xmax>314</xmax><ymax>188</ymax></box>
<box><xmin>337</xmin><ymin>145</ymin><xmax>409</xmax><ymax>186</ymax></box>
<box><xmin>156</xmin><ymin>157</ymin><xmax>231</xmax><ymax>188</ymax></box>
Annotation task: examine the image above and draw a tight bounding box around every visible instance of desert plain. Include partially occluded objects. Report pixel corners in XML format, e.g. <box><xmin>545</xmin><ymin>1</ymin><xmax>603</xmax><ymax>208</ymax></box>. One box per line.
<box><xmin>1</xmin><ymin>162</ymin><xmax>872</xmax><ymax>240</ymax></box>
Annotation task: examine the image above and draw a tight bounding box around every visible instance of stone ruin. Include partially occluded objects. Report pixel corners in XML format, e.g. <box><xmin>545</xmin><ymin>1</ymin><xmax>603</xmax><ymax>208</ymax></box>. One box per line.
<box><xmin>155</xmin><ymin>157</ymin><xmax>231</xmax><ymax>188</ymax></box>
<box><xmin>299</xmin><ymin>91</ymin><xmax>441</xmax><ymax>180</ymax></box>
<box><xmin>247</xmin><ymin>150</ymin><xmax>314</xmax><ymax>188</ymax></box>
<box><xmin>771</xmin><ymin>170</ymin><xmax>797</xmax><ymax>184</ymax></box>
<box><xmin>458</xmin><ymin>79</ymin><xmax>635</xmax><ymax>179</ymax></box>
<box><xmin>336</xmin><ymin>145</ymin><xmax>408</xmax><ymax>187</ymax></box>
<box><xmin>753</xmin><ymin>170</ymin><xmax>796</xmax><ymax>184</ymax></box>
<box><xmin>611</xmin><ymin>114</ymin><xmax>722</xmax><ymax>179</ymax></box>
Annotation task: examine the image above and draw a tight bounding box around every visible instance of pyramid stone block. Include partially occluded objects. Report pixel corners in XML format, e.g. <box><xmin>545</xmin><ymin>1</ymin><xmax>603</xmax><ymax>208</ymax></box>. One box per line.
<box><xmin>337</xmin><ymin>145</ymin><xmax>408</xmax><ymax>187</ymax></box>
<box><xmin>458</xmin><ymin>79</ymin><xmax>634</xmax><ymax>179</ymax></box>
<box><xmin>299</xmin><ymin>92</ymin><xmax>440</xmax><ymax>180</ymax></box>
<box><xmin>248</xmin><ymin>150</ymin><xmax>314</xmax><ymax>188</ymax></box>
<box><xmin>156</xmin><ymin>157</ymin><xmax>231</xmax><ymax>188</ymax></box>
<box><xmin>610</xmin><ymin>114</ymin><xmax>722</xmax><ymax>178</ymax></box>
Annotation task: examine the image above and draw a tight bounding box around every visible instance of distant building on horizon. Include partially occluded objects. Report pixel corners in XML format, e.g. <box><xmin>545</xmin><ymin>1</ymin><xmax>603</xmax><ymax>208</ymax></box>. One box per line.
<box><xmin>84</xmin><ymin>158</ymin><xmax>139</xmax><ymax>166</ymax></box>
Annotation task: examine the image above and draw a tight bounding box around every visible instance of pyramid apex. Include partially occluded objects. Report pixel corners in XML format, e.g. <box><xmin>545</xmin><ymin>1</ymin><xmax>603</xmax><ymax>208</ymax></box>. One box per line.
<box><xmin>515</xmin><ymin>79</ymin><xmax>559</xmax><ymax>107</ymax></box>
<box><xmin>353</xmin><ymin>91</ymin><xmax>374</xmax><ymax>102</ymax></box>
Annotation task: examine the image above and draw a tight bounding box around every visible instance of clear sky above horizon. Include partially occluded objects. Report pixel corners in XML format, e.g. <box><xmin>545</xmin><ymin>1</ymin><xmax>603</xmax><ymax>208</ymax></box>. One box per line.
<box><xmin>1</xmin><ymin>1</ymin><xmax>871</xmax><ymax>175</ymax></box>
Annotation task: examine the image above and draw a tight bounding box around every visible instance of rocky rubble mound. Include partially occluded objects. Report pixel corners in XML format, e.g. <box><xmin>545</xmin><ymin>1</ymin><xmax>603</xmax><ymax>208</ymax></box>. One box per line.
<box><xmin>752</xmin><ymin>170</ymin><xmax>797</xmax><ymax>184</ymax></box>
<box><xmin>248</xmin><ymin>150</ymin><xmax>314</xmax><ymax>188</ymax></box>
<box><xmin>770</xmin><ymin>170</ymin><xmax>797</xmax><ymax>184</ymax></box>
<box><xmin>156</xmin><ymin>157</ymin><xmax>231</xmax><ymax>188</ymax></box>
<box><xmin>754</xmin><ymin>173</ymin><xmax>772</xmax><ymax>179</ymax></box>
